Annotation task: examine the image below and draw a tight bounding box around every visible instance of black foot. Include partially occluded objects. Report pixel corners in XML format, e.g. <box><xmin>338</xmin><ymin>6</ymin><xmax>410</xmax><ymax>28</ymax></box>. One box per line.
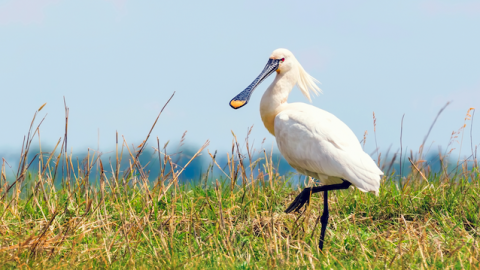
<box><xmin>285</xmin><ymin>187</ymin><xmax>312</xmax><ymax>213</ymax></box>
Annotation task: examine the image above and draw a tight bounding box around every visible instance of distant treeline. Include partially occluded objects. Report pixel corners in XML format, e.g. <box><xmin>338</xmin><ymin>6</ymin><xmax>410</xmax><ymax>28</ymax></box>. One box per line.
<box><xmin>0</xmin><ymin>144</ymin><xmax>465</xmax><ymax>183</ymax></box>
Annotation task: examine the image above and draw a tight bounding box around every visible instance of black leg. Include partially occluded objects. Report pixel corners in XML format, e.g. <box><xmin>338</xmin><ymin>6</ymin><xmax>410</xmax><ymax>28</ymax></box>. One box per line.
<box><xmin>284</xmin><ymin>180</ymin><xmax>352</xmax><ymax>251</ymax></box>
<box><xmin>319</xmin><ymin>190</ymin><xmax>328</xmax><ymax>250</ymax></box>
<box><xmin>284</xmin><ymin>180</ymin><xmax>351</xmax><ymax>214</ymax></box>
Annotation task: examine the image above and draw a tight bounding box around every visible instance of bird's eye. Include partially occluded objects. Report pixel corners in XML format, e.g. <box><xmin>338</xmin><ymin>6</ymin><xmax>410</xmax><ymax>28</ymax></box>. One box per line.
<box><xmin>281</xmin><ymin>58</ymin><xmax>285</xmax><ymax>62</ymax></box>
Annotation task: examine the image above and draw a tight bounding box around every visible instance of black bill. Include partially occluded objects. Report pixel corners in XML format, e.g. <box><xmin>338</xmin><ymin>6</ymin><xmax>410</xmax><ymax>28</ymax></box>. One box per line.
<box><xmin>229</xmin><ymin>58</ymin><xmax>281</xmax><ymax>109</ymax></box>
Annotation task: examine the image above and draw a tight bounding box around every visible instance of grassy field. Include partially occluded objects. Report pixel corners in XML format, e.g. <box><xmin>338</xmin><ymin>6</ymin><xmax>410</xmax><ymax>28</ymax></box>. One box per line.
<box><xmin>0</xmin><ymin>103</ymin><xmax>479</xmax><ymax>269</ymax></box>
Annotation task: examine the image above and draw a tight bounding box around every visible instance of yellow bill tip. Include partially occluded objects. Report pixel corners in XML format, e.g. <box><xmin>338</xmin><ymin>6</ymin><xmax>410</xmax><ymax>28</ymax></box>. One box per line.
<box><xmin>230</xmin><ymin>100</ymin><xmax>246</xmax><ymax>109</ymax></box>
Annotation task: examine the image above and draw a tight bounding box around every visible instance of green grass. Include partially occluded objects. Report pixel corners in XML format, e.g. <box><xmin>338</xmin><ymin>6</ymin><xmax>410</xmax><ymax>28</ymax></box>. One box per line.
<box><xmin>0</xmin><ymin>103</ymin><xmax>479</xmax><ymax>269</ymax></box>
<box><xmin>1</xmin><ymin>153</ymin><xmax>479</xmax><ymax>269</ymax></box>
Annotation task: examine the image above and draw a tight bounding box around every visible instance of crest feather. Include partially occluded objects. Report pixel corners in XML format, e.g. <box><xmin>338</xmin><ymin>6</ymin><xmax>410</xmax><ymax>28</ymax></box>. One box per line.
<box><xmin>296</xmin><ymin>60</ymin><xmax>321</xmax><ymax>102</ymax></box>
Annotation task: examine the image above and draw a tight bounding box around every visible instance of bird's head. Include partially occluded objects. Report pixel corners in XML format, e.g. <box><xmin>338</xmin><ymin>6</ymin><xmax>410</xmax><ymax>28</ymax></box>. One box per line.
<box><xmin>229</xmin><ymin>48</ymin><xmax>291</xmax><ymax>109</ymax></box>
<box><xmin>269</xmin><ymin>48</ymin><xmax>295</xmax><ymax>74</ymax></box>
<box><xmin>229</xmin><ymin>48</ymin><xmax>320</xmax><ymax>110</ymax></box>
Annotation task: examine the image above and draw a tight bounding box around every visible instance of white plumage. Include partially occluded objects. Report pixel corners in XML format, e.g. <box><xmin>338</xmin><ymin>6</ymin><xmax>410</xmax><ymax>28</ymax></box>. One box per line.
<box><xmin>274</xmin><ymin>103</ymin><xmax>382</xmax><ymax>194</ymax></box>
<box><xmin>256</xmin><ymin>48</ymin><xmax>383</xmax><ymax>194</ymax></box>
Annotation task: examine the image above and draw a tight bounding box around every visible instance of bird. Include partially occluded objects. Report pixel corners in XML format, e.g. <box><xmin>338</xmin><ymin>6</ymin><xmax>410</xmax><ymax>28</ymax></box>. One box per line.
<box><xmin>229</xmin><ymin>48</ymin><xmax>383</xmax><ymax>250</ymax></box>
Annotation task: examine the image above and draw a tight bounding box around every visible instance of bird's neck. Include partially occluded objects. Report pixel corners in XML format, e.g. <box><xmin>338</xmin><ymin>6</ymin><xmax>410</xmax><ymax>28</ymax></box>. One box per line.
<box><xmin>260</xmin><ymin>70</ymin><xmax>298</xmax><ymax>136</ymax></box>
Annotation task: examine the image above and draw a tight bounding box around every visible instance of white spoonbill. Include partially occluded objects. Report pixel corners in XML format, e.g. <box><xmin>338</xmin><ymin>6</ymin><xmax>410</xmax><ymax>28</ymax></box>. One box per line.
<box><xmin>229</xmin><ymin>48</ymin><xmax>383</xmax><ymax>250</ymax></box>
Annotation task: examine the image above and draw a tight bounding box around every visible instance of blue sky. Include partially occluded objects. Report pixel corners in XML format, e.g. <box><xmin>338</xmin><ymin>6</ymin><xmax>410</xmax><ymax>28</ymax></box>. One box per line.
<box><xmin>1</xmin><ymin>0</ymin><xmax>479</xmax><ymax>160</ymax></box>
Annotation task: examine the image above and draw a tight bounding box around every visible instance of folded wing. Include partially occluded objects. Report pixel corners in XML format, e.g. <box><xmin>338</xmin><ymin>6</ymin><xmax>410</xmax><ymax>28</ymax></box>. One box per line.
<box><xmin>274</xmin><ymin>103</ymin><xmax>383</xmax><ymax>194</ymax></box>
